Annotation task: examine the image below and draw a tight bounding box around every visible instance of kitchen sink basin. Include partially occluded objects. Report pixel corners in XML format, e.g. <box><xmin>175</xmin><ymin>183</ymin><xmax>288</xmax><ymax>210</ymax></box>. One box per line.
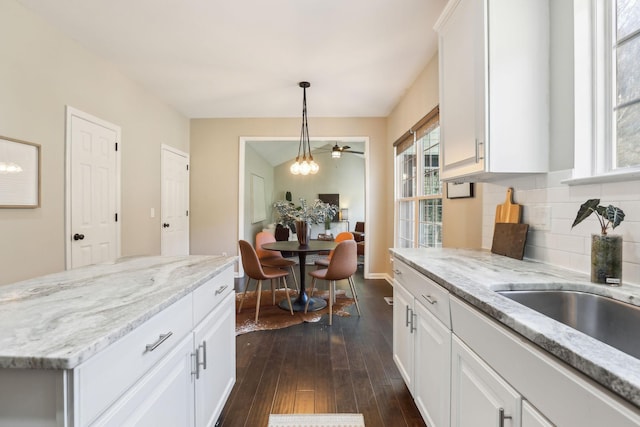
<box><xmin>497</xmin><ymin>290</ymin><xmax>640</xmax><ymax>359</ymax></box>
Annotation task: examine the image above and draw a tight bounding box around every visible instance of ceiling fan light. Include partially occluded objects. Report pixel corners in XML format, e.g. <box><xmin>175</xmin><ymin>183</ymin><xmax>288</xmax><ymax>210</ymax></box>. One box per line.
<box><xmin>332</xmin><ymin>150</ymin><xmax>341</xmax><ymax>159</ymax></box>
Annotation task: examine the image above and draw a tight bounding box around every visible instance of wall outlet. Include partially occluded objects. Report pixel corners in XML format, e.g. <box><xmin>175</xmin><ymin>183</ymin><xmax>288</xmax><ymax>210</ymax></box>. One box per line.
<box><xmin>531</xmin><ymin>206</ymin><xmax>551</xmax><ymax>231</ymax></box>
<box><xmin>222</xmin><ymin>252</ymin><xmax>228</xmax><ymax>257</ymax></box>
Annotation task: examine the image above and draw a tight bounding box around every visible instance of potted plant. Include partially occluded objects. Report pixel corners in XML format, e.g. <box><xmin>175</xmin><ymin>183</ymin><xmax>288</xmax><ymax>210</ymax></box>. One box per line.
<box><xmin>273</xmin><ymin>198</ymin><xmax>337</xmax><ymax>246</ymax></box>
<box><xmin>571</xmin><ymin>199</ymin><xmax>625</xmax><ymax>285</ymax></box>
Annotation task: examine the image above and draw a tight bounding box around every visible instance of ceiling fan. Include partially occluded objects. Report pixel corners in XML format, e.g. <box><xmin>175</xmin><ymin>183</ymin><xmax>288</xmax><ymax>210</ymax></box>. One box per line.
<box><xmin>327</xmin><ymin>143</ymin><xmax>364</xmax><ymax>158</ymax></box>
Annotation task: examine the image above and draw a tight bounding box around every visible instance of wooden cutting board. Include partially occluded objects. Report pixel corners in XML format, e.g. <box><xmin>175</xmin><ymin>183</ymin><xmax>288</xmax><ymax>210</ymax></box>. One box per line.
<box><xmin>495</xmin><ymin>188</ymin><xmax>522</xmax><ymax>224</ymax></box>
<box><xmin>491</xmin><ymin>223</ymin><xmax>529</xmax><ymax>260</ymax></box>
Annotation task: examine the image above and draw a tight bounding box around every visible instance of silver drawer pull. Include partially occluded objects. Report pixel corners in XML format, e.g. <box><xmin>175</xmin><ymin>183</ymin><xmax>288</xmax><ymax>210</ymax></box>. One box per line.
<box><xmin>214</xmin><ymin>285</ymin><xmax>228</xmax><ymax>295</ymax></box>
<box><xmin>498</xmin><ymin>408</ymin><xmax>512</xmax><ymax>427</ymax></box>
<box><xmin>145</xmin><ymin>332</ymin><xmax>173</xmax><ymax>353</ymax></box>
<box><xmin>422</xmin><ymin>294</ymin><xmax>437</xmax><ymax>305</ymax></box>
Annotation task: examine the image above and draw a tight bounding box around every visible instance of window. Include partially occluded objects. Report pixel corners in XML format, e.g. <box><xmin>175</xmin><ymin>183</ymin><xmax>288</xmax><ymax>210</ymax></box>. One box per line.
<box><xmin>394</xmin><ymin>108</ymin><xmax>442</xmax><ymax>248</ymax></box>
<box><xmin>614</xmin><ymin>0</ymin><xmax>640</xmax><ymax>169</ymax></box>
<box><xmin>572</xmin><ymin>0</ymin><xmax>640</xmax><ymax>182</ymax></box>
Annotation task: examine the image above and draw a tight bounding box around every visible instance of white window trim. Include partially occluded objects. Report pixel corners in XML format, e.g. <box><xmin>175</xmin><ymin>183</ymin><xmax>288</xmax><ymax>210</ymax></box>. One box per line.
<box><xmin>566</xmin><ymin>0</ymin><xmax>640</xmax><ymax>185</ymax></box>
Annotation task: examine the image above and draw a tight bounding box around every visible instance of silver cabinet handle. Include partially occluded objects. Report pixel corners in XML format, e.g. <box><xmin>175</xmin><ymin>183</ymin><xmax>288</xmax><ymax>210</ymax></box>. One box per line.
<box><xmin>192</xmin><ymin>351</ymin><xmax>199</xmax><ymax>378</ymax></box>
<box><xmin>214</xmin><ymin>285</ymin><xmax>228</xmax><ymax>295</ymax></box>
<box><xmin>422</xmin><ymin>294</ymin><xmax>437</xmax><ymax>305</ymax></box>
<box><xmin>476</xmin><ymin>139</ymin><xmax>485</xmax><ymax>163</ymax></box>
<box><xmin>405</xmin><ymin>305</ymin><xmax>411</xmax><ymax>327</ymax></box>
<box><xmin>199</xmin><ymin>340</ymin><xmax>207</xmax><ymax>371</ymax></box>
<box><xmin>410</xmin><ymin>311</ymin><xmax>417</xmax><ymax>333</ymax></box>
<box><xmin>145</xmin><ymin>331</ymin><xmax>173</xmax><ymax>353</ymax></box>
<box><xmin>498</xmin><ymin>408</ymin><xmax>512</xmax><ymax>427</ymax></box>
<box><xmin>193</xmin><ymin>341</ymin><xmax>208</xmax><ymax>379</ymax></box>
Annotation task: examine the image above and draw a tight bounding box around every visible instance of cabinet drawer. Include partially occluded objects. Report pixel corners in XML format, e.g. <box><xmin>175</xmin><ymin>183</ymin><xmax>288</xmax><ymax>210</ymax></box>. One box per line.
<box><xmin>74</xmin><ymin>295</ymin><xmax>193</xmax><ymax>426</ymax></box>
<box><xmin>394</xmin><ymin>260</ymin><xmax>451</xmax><ymax>329</ymax></box>
<box><xmin>193</xmin><ymin>266</ymin><xmax>234</xmax><ymax>325</ymax></box>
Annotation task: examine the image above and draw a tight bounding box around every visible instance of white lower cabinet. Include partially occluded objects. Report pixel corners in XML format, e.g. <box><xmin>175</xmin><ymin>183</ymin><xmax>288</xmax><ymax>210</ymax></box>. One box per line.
<box><xmin>92</xmin><ymin>334</ymin><xmax>195</xmax><ymax>427</ymax></box>
<box><xmin>451</xmin><ymin>335</ymin><xmax>520</xmax><ymax>427</ymax></box>
<box><xmin>393</xmin><ymin>260</ymin><xmax>451</xmax><ymax>427</ymax></box>
<box><xmin>522</xmin><ymin>401</ymin><xmax>554</xmax><ymax>427</ymax></box>
<box><xmin>194</xmin><ymin>291</ymin><xmax>236</xmax><ymax>427</ymax></box>
<box><xmin>86</xmin><ymin>265</ymin><xmax>236</xmax><ymax>427</ymax></box>
<box><xmin>413</xmin><ymin>300</ymin><xmax>451</xmax><ymax>427</ymax></box>
<box><xmin>392</xmin><ymin>281</ymin><xmax>415</xmax><ymax>391</ymax></box>
<box><xmin>393</xmin><ymin>259</ymin><xmax>639</xmax><ymax>427</ymax></box>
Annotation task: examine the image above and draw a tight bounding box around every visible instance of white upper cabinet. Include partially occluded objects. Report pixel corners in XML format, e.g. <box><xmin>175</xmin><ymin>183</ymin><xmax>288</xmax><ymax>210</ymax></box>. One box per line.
<box><xmin>435</xmin><ymin>0</ymin><xmax>550</xmax><ymax>181</ymax></box>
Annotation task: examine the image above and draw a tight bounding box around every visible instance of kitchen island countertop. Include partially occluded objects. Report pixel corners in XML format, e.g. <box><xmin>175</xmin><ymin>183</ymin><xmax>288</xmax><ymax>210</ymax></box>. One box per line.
<box><xmin>390</xmin><ymin>248</ymin><xmax>640</xmax><ymax>408</ymax></box>
<box><xmin>0</xmin><ymin>255</ymin><xmax>236</xmax><ymax>370</ymax></box>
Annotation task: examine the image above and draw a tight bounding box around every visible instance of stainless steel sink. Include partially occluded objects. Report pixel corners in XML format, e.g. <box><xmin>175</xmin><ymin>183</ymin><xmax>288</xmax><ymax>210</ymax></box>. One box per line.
<box><xmin>497</xmin><ymin>290</ymin><xmax>640</xmax><ymax>359</ymax></box>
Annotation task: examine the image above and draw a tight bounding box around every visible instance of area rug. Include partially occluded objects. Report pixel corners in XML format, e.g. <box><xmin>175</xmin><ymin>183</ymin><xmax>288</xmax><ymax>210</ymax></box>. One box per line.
<box><xmin>236</xmin><ymin>288</ymin><xmax>355</xmax><ymax>335</ymax></box>
<box><xmin>268</xmin><ymin>413</ymin><xmax>365</xmax><ymax>427</ymax></box>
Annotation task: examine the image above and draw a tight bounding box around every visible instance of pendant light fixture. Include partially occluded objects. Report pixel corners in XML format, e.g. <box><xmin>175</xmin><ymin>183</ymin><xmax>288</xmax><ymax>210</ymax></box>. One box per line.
<box><xmin>290</xmin><ymin>81</ymin><xmax>319</xmax><ymax>175</ymax></box>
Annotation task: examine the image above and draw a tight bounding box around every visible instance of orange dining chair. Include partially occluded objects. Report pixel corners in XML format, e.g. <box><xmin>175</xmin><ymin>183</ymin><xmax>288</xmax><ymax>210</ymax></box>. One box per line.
<box><xmin>255</xmin><ymin>231</ymin><xmax>299</xmax><ymax>291</ymax></box>
<box><xmin>306</xmin><ymin>240</ymin><xmax>359</xmax><ymax>325</ymax></box>
<box><xmin>238</xmin><ymin>240</ymin><xmax>293</xmax><ymax>322</ymax></box>
<box><xmin>314</xmin><ymin>231</ymin><xmax>354</xmax><ymax>268</ymax></box>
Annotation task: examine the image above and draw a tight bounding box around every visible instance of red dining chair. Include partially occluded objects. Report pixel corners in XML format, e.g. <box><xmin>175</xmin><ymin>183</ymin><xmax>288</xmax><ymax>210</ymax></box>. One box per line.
<box><xmin>238</xmin><ymin>240</ymin><xmax>293</xmax><ymax>322</ymax></box>
<box><xmin>314</xmin><ymin>231</ymin><xmax>354</xmax><ymax>268</ymax></box>
<box><xmin>306</xmin><ymin>240</ymin><xmax>359</xmax><ymax>325</ymax></box>
<box><xmin>255</xmin><ymin>231</ymin><xmax>299</xmax><ymax>291</ymax></box>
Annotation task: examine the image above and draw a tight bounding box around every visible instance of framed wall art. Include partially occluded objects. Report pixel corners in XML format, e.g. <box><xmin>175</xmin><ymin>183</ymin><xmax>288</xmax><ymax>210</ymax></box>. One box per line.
<box><xmin>446</xmin><ymin>182</ymin><xmax>474</xmax><ymax>199</ymax></box>
<box><xmin>0</xmin><ymin>136</ymin><xmax>41</xmax><ymax>208</ymax></box>
<box><xmin>251</xmin><ymin>173</ymin><xmax>266</xmax><ymax>223</ymax></box>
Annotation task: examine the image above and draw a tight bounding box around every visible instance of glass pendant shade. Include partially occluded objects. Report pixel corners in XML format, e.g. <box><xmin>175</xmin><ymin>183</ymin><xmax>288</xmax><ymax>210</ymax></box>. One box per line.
<box><xmin>290</xmin><ymin>81</ymin><xmax>318</xmax><ymax>175</ymax></box>
<box><xmin>290</xmin><ymin>161</ymin><xmax>300</xmax><ymax>175</ymax></box>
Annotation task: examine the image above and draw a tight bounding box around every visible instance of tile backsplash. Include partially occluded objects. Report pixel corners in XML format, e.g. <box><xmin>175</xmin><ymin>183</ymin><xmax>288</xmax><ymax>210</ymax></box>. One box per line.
<box><xmin>482</xmin><ymin>170</ymin><xmax>640</xmax><ymax>286</ymax></box>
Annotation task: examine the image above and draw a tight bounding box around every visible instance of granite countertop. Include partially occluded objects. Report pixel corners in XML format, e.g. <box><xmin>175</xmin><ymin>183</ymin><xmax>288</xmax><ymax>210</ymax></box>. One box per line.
<box><xmin>390</xmin><ymin>248</ymin><xmax>640</xmax><ymax>408</ymax></box>
<box><xmin>0</xmin><ymin>255</ymin><xmax>236</xmax><ymax>370</ymax></box>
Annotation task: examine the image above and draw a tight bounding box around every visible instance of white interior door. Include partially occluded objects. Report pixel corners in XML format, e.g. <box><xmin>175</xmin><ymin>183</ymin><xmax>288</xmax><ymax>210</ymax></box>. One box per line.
<box><xmin>161</xmin><ymin>145</ymin><xmax>189</xmax><ymax>256</ymax></box>
<box><xmin>66</xmin><ymin>107</ymin><xmax>120</xmax><ymax>269</ymax></box>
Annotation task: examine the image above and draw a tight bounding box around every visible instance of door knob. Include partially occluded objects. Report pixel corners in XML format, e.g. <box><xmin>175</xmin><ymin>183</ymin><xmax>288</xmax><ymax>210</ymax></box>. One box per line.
<box><xmin>163</xmin><ymin>223</ymin><xmax>170</xmax><ymax>228</ymax></box>
<box><xmin>73</xmin><ymin>233</ymin><xmax>85</xmax><ymax>241</ymax></box>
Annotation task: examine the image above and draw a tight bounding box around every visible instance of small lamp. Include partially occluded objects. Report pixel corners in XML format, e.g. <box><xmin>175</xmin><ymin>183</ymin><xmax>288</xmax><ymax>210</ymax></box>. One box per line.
<box><xmin>340</xmin><ymin>208</ymin><xmax>349</xmax><ymax>231</ymax></box>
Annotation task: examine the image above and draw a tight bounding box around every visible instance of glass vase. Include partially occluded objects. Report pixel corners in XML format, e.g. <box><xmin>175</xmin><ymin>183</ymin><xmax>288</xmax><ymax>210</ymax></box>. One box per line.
<box><xmin>591</xmin><ymin>234</ymin><xmax>622</xmax><ymax>285</ymax></box>
<box><xmin>295</xmin><ymin>220</ymin><xmax>311</xmax><ymax>247</ymax></box>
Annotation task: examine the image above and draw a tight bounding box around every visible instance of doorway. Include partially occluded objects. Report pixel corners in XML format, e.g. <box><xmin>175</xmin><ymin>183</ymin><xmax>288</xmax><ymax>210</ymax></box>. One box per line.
<box><xmin>161</xmin><ymin>145</ymin><xmax>190</xmax><ymax>256</ymax></box>
<box><xmin>238</xmin><ymin>137</ymin><xmax>370</xmax><ymax>277</ymax></box>
<box><xmin>65</xmin><ymin>107</ymin><xmax>121</xmax><ymax>270</ymax></box>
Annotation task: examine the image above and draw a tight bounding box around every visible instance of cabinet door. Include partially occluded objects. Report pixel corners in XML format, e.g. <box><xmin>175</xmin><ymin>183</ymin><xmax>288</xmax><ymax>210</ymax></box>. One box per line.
<box><xmin>193</xmin><ymin>291</ymin><xmax>236</xmax><ymax>427</ymax></box>
<box><xmin>451</xmin><ymin>336</ymin><xmax>521</xmax><ymax>427</ymax></box>
<box><xmin>438</xmin><ymin>0</ymin><xmax>485</xmax><ymax>179</ymax></box>
<box><xmin>522</xmin><ymin>401</ymin><xmax>555</xmax><ymax>427</ymax></box>
<box><xmin>414</xmin><ymin>301</ymin><xmax>451</xmax><ymax>427</ymax></box>
<box><xmin>93</xmin><ymin>334</ymin><xmax>195</xmax><ymax>427</ymax></box>
<box><xmin>393</xmin><ymin>282</ymin><xmax>415</xmax><ymax>393</ymax></box>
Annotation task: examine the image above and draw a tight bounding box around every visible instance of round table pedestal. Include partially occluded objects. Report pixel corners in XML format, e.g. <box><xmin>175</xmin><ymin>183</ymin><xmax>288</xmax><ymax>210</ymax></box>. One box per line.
<box><xmin>279</xmin><ymin>293</ymin><xmax>327</xmax><ymax>312</ymax></box>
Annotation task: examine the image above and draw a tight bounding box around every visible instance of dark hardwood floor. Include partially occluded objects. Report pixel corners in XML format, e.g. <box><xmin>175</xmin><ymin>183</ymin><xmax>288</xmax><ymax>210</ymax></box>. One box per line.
<box><xmin>218</xmin><ymin>267</ymin><xmax>427</xmax><ymax>427</ymax></box>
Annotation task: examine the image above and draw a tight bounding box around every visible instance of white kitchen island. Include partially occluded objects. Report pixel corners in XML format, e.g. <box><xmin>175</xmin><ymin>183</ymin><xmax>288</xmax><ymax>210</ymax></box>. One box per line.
<box><xmin>0</xmin><ymin>255</ymin><xmax>237</xmax><ymax>427</ymax></box>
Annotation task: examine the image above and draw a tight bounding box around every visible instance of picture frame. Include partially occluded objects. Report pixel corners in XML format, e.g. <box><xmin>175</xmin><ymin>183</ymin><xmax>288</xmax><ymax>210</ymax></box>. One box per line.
<box><xmin>251</xmin><ymin>173</ymin><xmax>266</xmax><ymax>223</ymax></box>
<box><xmin>0</xmin><ymin>136</ymin><xmax>41</xmax><ymax>208</ymax></box>
<box><xmin>446</xmin><ymin>182</ymin><xmax>474</xmax><ymax>199</ymax></box>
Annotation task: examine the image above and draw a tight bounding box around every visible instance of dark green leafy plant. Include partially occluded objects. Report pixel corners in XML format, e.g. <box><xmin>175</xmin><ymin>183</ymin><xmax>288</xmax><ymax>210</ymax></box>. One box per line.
<box><xmin>571</xmin><ymin>199</ymin><xmax>625</xmax><ymax>235</ymax></box>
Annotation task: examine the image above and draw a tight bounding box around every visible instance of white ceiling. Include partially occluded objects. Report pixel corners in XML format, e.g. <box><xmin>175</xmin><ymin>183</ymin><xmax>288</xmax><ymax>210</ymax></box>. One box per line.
<box><xmin>16</xmin><ymin>0</ymin><xmax>447</xmax><ymax>119</ymax></box>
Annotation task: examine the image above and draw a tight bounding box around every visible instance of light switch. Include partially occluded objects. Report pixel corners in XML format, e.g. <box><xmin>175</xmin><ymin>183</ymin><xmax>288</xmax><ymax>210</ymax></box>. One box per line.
<box><xmin>150</xmin><ymin>208</ymin><xmax>155</xmax><ymax>218</ymax></box>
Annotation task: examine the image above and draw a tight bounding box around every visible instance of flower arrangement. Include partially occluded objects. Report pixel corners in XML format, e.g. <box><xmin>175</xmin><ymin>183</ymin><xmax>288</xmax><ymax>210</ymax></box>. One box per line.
<box><xmin>273</xmin><ymin>198</ymin><xmax>338</xmax><ymax>229</ymax></box>
<box><xmin>571</xmin><ymin>199</ymin><xmax>625</xmax><ymax>235</ymax></box>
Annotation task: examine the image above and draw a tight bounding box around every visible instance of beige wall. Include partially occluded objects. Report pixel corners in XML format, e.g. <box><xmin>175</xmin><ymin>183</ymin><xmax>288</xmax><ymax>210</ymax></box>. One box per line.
<box><xmin>189</xmin><ymin>118</ymin><xmax>389</xmax><ymax>276</ymax></box>
<box><xmin>0</xmin><ymin>1</ymin><xmax>190</xmax><ymax>285</ymax></box>
<box><xmin>386</xmin><ymin>54</ymin><xmax>483</xmax><ymax>250</ymax></box>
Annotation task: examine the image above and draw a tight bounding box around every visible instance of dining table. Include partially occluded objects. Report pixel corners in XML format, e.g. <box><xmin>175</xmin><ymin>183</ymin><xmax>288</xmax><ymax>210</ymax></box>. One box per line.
<box><xmin>261</xmin><ymin>239</ymin><xmax>337</xmax><ymax>312</ymax></box>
